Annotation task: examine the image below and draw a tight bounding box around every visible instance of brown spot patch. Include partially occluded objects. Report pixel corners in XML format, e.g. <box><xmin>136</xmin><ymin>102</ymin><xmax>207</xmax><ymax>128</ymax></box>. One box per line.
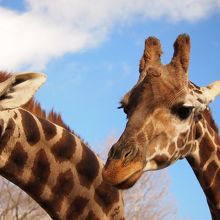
<box><xmin>13</xmin><ymin>112</ymin><xmax>18</xmax><ymax>119</ymax></box>
<box><xmin>51</xmin><ymin>130</ymin><xmax>76</xmax><ymax>162</ymax></box>
<box><xmin>168</xmin><ymin>142</ymin><xmax>176</xmax><ymax>155</ymax></box>
<box><xmin>195</xmin><ymin>125</ymin><xmax>203</xmax><ymax>140</ymax></box>
<box><xmin>0</xmin><ymin>119</ymin><xmax>3</xmax><ymax>136</ymax></box>
<box><xmin>217</xmin><ymin>148</ymin><xmax>220</xmax><ymax>161</ymax></box>
<box><xmin>20</xmin><ymin>109</ymin><xmax>40</xmax><ymax>146</ymax></box>
<box><xmin>39</xmin><ymin>118</ymin><xmax>57</xmax><ymax>141</ymax></box>
<box><xmin>25</xmin><ymin>149</ymin><xmax>50</xmax><ymax>195</ymax></box>
<box><xmin>199</xmin><ymin>135</ymin><xmax>215</xmax><ymax>167</ymax></box>
<box><xmin>85</xmin><ymin>210</ymin><xmax>100</xmax><ymax>220</ymax></box>
<box><xmin>76</xmin><ymin>143</ymin><xmax>99</xmax><ymax>188</ymax></box>
<box><xmin>203</xmin><ymin>161</ymin><xmax>218</xmax><ymax>187</ymax></box>
<box><xmin>3</xmin><ymin>142</ymin><xmax>28</xmax><ymax>178</ymax></box>
<box><xmin>50</xmin><ymin>169</ymin><xmax>74</xmax><ymax>211</ymax></box>
<box><xmin>52</xmin><ymin>169</ymin><xmax>74</xmax><ymax>195</ymax></box>
<box><xmin>154</xmin><ymin>154</ymin><xmax>169</xmax><ymax>167</ymax></box>
<box><xmin>159</xmin><ymin>132</ymin><xmax>168</xmax><ymax>150</ymax></box>
<box><xmin>66</xmin><ymin>196</ymin><xmax>89</xmax><ymax>219</ymax></box>
<box><xmin>94</xmin><ymin>181</ymin><xmax>119</xmax><ymax>215</ymax></box>
<box><xmin>0</xmin><ymin>119</ymin><xmax>15</xmax><ymax>154</ymax></box>
<box><xmin>177</xmin><ymin>137</ymin><xmax>184</xmax><ymax>148</ymax></box>
<box><xmin>180</xmin><ymin>144</ymin><xmax>192</xmax><ymax>157</ymax></box>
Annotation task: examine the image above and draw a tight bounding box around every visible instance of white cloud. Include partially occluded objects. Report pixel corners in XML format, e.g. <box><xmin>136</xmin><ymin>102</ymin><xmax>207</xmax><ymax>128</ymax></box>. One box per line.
<box><xmin>0</xmin><ymin>0</ymin><xmax>219</xmax><ymax>70</ymax></box>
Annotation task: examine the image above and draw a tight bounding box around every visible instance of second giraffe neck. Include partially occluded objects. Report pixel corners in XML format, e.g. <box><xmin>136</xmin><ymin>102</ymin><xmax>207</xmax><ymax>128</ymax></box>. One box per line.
<box><xmin>187</xmin><ymin>110</ymin><xmax>220</xmax><ymax>220</ymax></box>
<box><xmin>0</xmin><ymin>108</ymin><xmax>124</xmax><ymax>220</ymax></box>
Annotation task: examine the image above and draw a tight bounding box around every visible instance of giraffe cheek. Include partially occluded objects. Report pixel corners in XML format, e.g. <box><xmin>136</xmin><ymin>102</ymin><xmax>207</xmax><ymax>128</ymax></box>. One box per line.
<box><xmin>144</xmin><ymin>155</ymin><xmax>170</xmax><ymax>171</ymax></box>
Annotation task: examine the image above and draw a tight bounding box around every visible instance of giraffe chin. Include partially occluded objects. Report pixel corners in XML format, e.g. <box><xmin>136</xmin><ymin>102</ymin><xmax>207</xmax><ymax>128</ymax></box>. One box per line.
<box><xmin>114</xmin><ymin>170</ymin><xmax>143</xmax><ymax>189</ymax></box>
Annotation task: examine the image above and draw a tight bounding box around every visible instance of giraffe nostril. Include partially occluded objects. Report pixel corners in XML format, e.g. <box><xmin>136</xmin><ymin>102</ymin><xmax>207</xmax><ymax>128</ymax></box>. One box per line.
<box><xmin>123</xmin><ymin>147</ymin><xmax>139</xmax><ymax>162</ymax></box>
<box><xmin>124</xmin><ymin>150</ymin><xmax>133</xmax><ymax>159</ymax></box>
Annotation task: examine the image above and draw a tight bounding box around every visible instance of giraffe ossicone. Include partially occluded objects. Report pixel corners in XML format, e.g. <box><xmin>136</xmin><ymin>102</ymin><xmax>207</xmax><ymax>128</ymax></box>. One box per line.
<box><xmin>103</xmin><ymin>34</ymin><xmax>220</xmax><ymax>219</ymax></box>
<box><xmin>0</xmin><ymin>72</ymin><xmax>125</xmax><ymax>220</ymax></box>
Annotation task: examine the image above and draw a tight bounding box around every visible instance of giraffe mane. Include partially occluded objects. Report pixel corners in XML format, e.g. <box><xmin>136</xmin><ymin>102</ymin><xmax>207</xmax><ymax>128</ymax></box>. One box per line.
<box><xmin>0</xmin><ymin>72</ymin><xmax>71</xmax><ymax>132</ymax></box>
<box><xmin>203</xmin><ymin>109</ymin><xmax>219</xmax><ymax>134</ymax></box>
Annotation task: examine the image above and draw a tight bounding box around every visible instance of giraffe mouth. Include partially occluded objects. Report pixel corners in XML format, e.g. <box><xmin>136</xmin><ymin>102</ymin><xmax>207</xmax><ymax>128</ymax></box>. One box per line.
<box><xmin>114</xmin><ymin>169</ymin><xmax>143</xmax><ymax>189</ymax></box>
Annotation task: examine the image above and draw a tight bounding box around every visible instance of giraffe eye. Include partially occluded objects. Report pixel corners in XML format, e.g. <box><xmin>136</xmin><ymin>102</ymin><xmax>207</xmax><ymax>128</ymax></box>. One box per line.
<box><xmin>171</xmin><ymin>105</ymin><xmax>194</xmax><ymax>120</ymax></box>
<box><xmin>118</xmin><ymin>104</ymin><xmax>128</xmax><ymax>115</ymax></box>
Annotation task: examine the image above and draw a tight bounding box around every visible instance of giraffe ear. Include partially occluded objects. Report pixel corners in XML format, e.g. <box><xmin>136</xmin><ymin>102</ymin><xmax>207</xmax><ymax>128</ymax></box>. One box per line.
<box><xmin>0</xmin><ymin>72</ymin><xmax>47</xmax><ymax>110</ymax></box>
<box><xmin>199</xmin><ymin>80</ymin><xmax>220</xmax><ymax>105</ymax></box>
<box><xmin>185</xmin><ymin>80</ymin><xmax>220</xmax><ymax>112</ymax></box>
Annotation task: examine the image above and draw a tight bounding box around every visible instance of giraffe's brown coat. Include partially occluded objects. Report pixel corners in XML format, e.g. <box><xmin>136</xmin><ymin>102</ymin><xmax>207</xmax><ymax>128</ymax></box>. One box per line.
<box><xmin>199</xmin><ymin>135</ymin><xmax>215</xmax><ymax>167</ymax></box>
<box><xmin>0</xmin><ymin>119</ymin><xmax>15</xmax><ymax>154</ymax></box>
<box><xmin>29</xmin><ymin>196</ymin><xmax>60</xmax><ymax>220</ymax></box>
<box><xmin>180</xmin><ymin>144</ymin><xmax>191</xmax><ymax>156</ymax></box>
<box><xmin>177</xmin><ymin>135</ymin><xmax>185</xmax><ymax>148</ymax></box>
<box><xmin>66</xmin><ymin>196</ymin><xmax>89</xmax><ymax>220</ymax></box>
<box><xmin>0</xmin><ymin>119</ymin><xmax>3</xmax><ymax>136</ymax></box>
<box><xmin>13</xmin><ymin>112</ymin><xmax>18</xmax><ymax>119</ymax></box>
<box><xmin>51</xmin><ymin>130</ymin><xmax>76</xmax><ymax>162</ymax></box>
<box><xmin>214</xmin><ymin>133</ymin><xmax>220</xmax><ymax>146</ymax></box>
<box><xmin>39</xmin><ymin>117</ymin><xmax>57</xmax><ymax>141</ymax></box>
<box><xmin>205</xmin><ymin>170</ymin><xmax>220</xmax><ymax>207</ymax></box>
<box><xmin>216</xmin><ymin>148</ymin><xmax>220</xmax><ymax>161</ymax></box>
<box><xmin>94</xmin><ymin>181</ymin><xmax>119</xmax><ymax>215</ymax></box>
<box><xmin>85</xmin><ymin>210</ymin><xmax>100</xmax><ymax>220</ymax></box>
<box><xmin>3</xmin><ymin>142</ymin><xmax>28</xmax><ymax>178</ymax></box>
<box><xmin>211</xmin><ymin>169</ymin><xmax>220</xmax><ymax>205</ymax></box>
<box><xmin>50</xmin><ymin>169</ymin><xmax>74</xmax><ymax>211</ymax></box>
<box><xmin>207</xmin><ymin>125</ymin><xmax>214</xmax><ymax>137</ymax></box>
<box><xmin>76</xmin><ymin>143</ymin><xmax>99</xmax><ymax>188</ymax></box>
<box><xmin>203</xmin><ymin>160</ymin><xmax>218</xmax><ymax>187</ymax></box>
<box><xmin>136</xmin><ymin>132</ymin><xmax>146</xmax><ymax>145</ymax></box>
<box><xmin>20</xmin><ymin>109</ymin><xmax>40</xmax><ymax>146</ymax></box>
<box><xmin>52</xmin><ymin>169</ymin><xmax>74</xmax><ymax>195</ymax></box>
<box><xmin>25</xmin><ymin>149</ymin><xmax>50</xmax><ymax>195</ymax></box>
<box><xmin>168</xmin><ymin>142</ymin><xmax>176</xmax><ymax>155</ymax></box>
<box><xmin>153</xmin><ymin>154</ymin><xmax>169</xmax><ymax>167</ymax></box>
<box><xmin>195</xmin><ymin>125</ymin><xmax>202</xmax><ymax>140</ymax></box>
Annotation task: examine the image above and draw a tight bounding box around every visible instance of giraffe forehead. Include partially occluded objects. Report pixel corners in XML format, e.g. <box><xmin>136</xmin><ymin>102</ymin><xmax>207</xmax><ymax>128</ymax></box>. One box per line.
<box><xmin>123</xmin><ymin>72</ymin><xmax>188</xmax><ymax>113</ymax></box>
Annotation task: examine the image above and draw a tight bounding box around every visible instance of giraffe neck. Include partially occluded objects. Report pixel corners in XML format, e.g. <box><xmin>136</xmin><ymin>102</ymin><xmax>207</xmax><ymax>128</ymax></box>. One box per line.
<box><xmin>0</xmin><ymin>108</ymin><xmax>124</xmax><ymax>220</ymax></box>
<box><xmin>186</xmin><ymin>110</ymin><xmax>220</xmax><ymax>220</ymax></box>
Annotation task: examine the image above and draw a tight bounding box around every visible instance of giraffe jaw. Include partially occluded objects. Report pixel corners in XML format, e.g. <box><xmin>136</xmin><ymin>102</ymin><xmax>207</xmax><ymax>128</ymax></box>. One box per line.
<box><xmin>114</xmin><ymin>169</ymin><xmax>143</xmax><ymax>189</ymax></box>
<box><xmin>102</xmin><ymin>159</ymin><xmax>144</xmax><ymax>189</ymax></box>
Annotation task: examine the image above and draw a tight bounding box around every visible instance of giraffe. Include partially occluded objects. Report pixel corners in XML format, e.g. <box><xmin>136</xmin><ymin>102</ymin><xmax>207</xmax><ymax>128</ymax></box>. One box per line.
<box><xmin>102</xmin><ymin>34</ymin><xmax>220</xmax><ymax>219</ymax></box>
<box><xmin>0</xmin><ymin>72</ymin><xmax>125</xmax><ymax>220</ymax></box>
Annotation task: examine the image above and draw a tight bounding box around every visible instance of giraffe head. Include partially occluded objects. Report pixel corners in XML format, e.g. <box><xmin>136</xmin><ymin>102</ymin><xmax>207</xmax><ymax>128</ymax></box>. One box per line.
<box><xmin>0</xmin><ymin>72</ymin><xmax>46</xmax><ymax>111</ymax></box>
<box><xmin>102</xmin><ymin>34</ymin><xmax>220</xmax><ymax>189</ymax></box>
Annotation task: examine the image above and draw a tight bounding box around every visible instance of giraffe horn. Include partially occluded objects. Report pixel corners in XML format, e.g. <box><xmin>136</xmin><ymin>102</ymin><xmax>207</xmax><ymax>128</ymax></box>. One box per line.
<box><xmin>170</xmin><ymin>34</ymin><xmax>190</xmax><ymax>75</ymax></box>
<box><xmin>139</xmin><ymin>36</ymin><xmax>163</xmax><ymax>81</ymax></box>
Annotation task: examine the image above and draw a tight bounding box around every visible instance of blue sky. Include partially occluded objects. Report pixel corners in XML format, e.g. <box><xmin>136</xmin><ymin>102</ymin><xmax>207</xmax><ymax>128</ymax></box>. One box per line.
<box><xmin>0</xmin><ymin>0</ymin><xmax>220</xmax><ymax>219</ymax></box>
